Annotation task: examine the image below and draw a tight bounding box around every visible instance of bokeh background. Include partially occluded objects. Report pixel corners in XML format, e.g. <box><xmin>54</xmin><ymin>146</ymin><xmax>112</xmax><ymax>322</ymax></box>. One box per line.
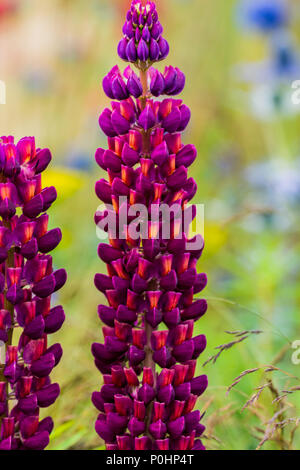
<box><xmin>0</xmin><ymin>0</ymin><xmax>300</xmax><ymax>450</ymax></box>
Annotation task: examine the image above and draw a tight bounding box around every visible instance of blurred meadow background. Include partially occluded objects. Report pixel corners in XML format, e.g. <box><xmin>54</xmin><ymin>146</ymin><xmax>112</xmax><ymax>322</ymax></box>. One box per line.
<box><xmin>1</xmin><ymin>0</ymin><xmax>300</xmax><ymax>450</ymax></box>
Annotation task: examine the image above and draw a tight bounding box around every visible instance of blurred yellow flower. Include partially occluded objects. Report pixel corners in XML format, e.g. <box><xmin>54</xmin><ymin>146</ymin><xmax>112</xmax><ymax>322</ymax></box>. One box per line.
<box><xmin>204</xmin><ymin>222</ymin><xmax>228</xmax><ymax>254</ymax></box>
<box><xmin>42</xmin><ymin>166</ymin><xmax>87</xmax><ymax>201</ymax></box>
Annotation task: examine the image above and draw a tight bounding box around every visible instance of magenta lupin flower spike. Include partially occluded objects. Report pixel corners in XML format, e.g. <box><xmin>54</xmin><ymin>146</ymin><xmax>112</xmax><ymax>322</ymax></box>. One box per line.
<box><xmin>93</xmin><ymin>0</ymin><xmax>207</xmax><ymax>451</ymax></box>
<box><xmin>0</xmin><ymin>136</ymin><xmax>66</xmax><ymax>451</ymax></box>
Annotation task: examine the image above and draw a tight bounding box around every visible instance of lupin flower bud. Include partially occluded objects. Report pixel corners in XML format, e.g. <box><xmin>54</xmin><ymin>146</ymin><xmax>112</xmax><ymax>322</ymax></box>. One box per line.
<box><xmin>93</xmin><ymin>0</ymin><xmax>207</xmax><ymax>451</ymax></box>
<box><xmin>103</xmin><ymin>66</ymin><xmax>143</xmax><ymax>100</ymax></box>
<box><xmin>118</xmin><ymin>1</ymin><xmax>169</xmax><ymax>66</ymax></box>
<box><xmin>0</xmin><ymin>136</ymin><xmax>66</xmax><ymax>451</ymax></box>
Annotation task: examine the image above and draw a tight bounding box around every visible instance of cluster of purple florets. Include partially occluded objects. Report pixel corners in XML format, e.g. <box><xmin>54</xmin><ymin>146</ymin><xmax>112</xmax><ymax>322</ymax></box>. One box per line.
<box><xmin>0</xmin><ymin>137</ymin><xmax>66</xmax><ymax>450</ymax></box>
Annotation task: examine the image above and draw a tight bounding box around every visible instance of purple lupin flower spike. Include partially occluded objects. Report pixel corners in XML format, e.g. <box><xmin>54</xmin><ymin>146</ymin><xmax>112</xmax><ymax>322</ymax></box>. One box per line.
<box><xmin>0</xmin><ymin>136</ymin><xmax>66</xmax><ymax>451</ymax></box>
<box><xmin>93</xmin><ymin>0</ymin><xmax>207</xmax><ymax>451</ymax></box>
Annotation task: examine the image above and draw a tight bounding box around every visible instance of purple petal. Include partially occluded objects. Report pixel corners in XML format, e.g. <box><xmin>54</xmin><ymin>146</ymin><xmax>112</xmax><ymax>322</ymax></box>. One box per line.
<box><xmin>92</xmin><ymin>391</ymin><xmax>105</xmax><ymax>412</ymax></box>
<box><xmin>177</xmin><ymin>104</ymin><xmax>191</xmax><ymax>131</ymax></box>
<box><xmin>53</xmin><ymin>269</ymin><xmax>67</xmax><ymax>292</ymax></box>
<box><xmin>182</xmin><ymin>299</ymin><xmax>207</xmax><ymax>320</ymax></box>
<box><xmin>111</xmin><ymin>110</ymin><xmax>131</xmax><ymax>135</ymax></box>
<box><xmin>157</xmin><ymin>384</ymin><xmax>174</xmax><ymax>405</ymax></box>
<box><xmin>116</xmin><ymin>305</ymin><xmax>137</xmax><ymax>323</ymax></box>
<box><xmin>118</xmin><ymin>38</ymin><xmax>129</xmax><ymax>61</ymax></box>
<box><xmin>18</xmin><ymin>394</ymin><xmax>38</xmax><ymax>414</ymax></box>
<box><xmin>190</xmin><ymin>375</ymin><xmax>208</xmax><ymax>396</ymax></box>
<box><xmin>138</xmin><ymin>105</ymin><xmax>156</xmax><ymax>130</ymax></box>
<box><xmin>126</xmin><ymin>38</ymin><xmax>137</xmax><ymax>62</ymax></box>
<box><xmin>92</xmin><ymin>343</ymin><xmax>118</xmax><ymax>362</ymax></box>
<box><xmin>175</xmin><ymin>382</ymin><xmax>191</xmax><ymax>401</ymax></box>
<box><xmin>105</xmin><ymin>336</ymin><xmax>128</xmax><ymax>355</ymax></box>
<box><xmin>128</xmin><ymin>345</ymin><xmax>146</xmax><ymax>366</ymax></box>
<box><xmin>22</xmin><ymin>194</ymin><xmax>43</xmax><ymax>218</ymax></box>
<box><xmin>38</xmin><ymin>417</ymin><xmax>54</xmax><ymax>435</ymax></box>
<box><xmin>111</xmin><ymin>76</ymin><xmax>129</xmax><ymax>100</ymax></box>
<box><xmin>98</xmin><ymin>305</ymin><xmax>116</xmax><ymax>327</ymax></box>
<box><xmin>44</xmin><ymin>305</ymin><xmax>65</xmax><ymax>334</ymax></box>
<box><xmin>149</xmin><ymin>420</ymin><xmax>167</xmax><ymax>439</ymax></box>
<box><xmin>20</xmin><ymin>416</ymin><xmax>39</xmax><ymax>439</ymax></box>
<box><xmin>166</xmin><ymin>165</ymin><xmax>188</xmax><ymax>189</ymax></box>
<box><xmin>150</xmin><ymin>71</ymin><xmax>165</xmax><ymax>97</ymax></box>
<box><xmin>160</xmin><ymin>270</ymin><xmax>177</xmax><ymax>291</ymax></box>
<box><xmin>95</xmin><ymin>415</ymin><xmax>115</xmax><ymax>443</ymax></box>
<box><xmin>173</xmin><ymin>340</ymin><xmax>195</xmax><ymax>362</ymax></box>
<box><xmin>20</xmin><ymin>238</ymin><xmax>38</xmax><ymax>259</ymax></box>
<box><xmin>176</xmin><ymin>144</ymin><xmax>197</xmax><ymax>168</ymax></box>
<box><xmin>193</xmin><ymin>334</ymin><xmax>207</xmax><ymax>359</ymax></box>
<box><xmin>99</xmin><ymin>108</ymin><xmax>117</xmax><ymax>137</ymax></box>
<box><xmin>194</xmin><ymin>273</ymin><xmax>207</xmax><ymax>294</ymax></box>
<box><xmin>36</xmin><ymin>383</ymin><xmax>60</xmax><ymax>408</ymax></box>
<box><xmin>38</xmin><ymin>228</ymin><xmax>62</xmax><ymax>253</ymax></box>
<box><xmin>35</xmin><ymin>148</ymin><xmax>52</xmax><ymax>173</ymax></box>
<box><xmin>137</xmin><ymin>383</ymin><xmax>155</xmax><ymax>405</ymax></box>
<box><xmin>107</xmin><ymin>412</ymin><xmax>128</xmax><ymax>434</ymax></box>
<box><xmin>149</xmin><ymin>38</ymin><xmax>160</xmax><ymax>61</ymax></box>
<box><xmin>158</xmin><ymin>37</ymin><xmax>169</xmax><ymax>60</ymax></box>
<box><xmin>32</xmin><ymin>274</ymin><xmax>56</xmax><ymax>298</ymax></box>
<box><xmin>41</xmin><ymin>186</ymin><xmax>57</xmax><ymax>212</ymax></box>
<box><xmin>31</xmin><ymin>353</ymin><xmax>55</xmax><ymax>378</ymax></box>
<box><xmin>127</xmin><ymin>73</ymin><xmax>143</xmax><ymax>98</ymax></box>
<box><xmin>23</xmin><ymin>431</ymin><xmax>50</xmax><ymax>450</ymax></box>
<box><xmin>185</xmin><ymin>410</ymin><xmax>201</xmax><ymax>433</ymax></box>
<box><xmin>162</xmin><ymin>107</ymin><xmax>181</xmax><ymax>133</ymax></box>
<box><xmin>128</xmin><ymin>417</ymin><xmax>146</xmax><ymax>437</ymax></box>
<box><xmin>122</xmin><ymin>142</ymin><xmax>140</xmax><ymax>167</ymax></box>
<box><xmin>178</xmin><ymin>268</ymin><xmax>197</xmax><ymax>289</ymax></box>
<box><xmin>102</xmin><ymin>75</ymin><xmax>115</xmax><ymax>100</ymax></box>
<box><xmin>137</xmin><ymin>39</ymin><xmax>149</xmax><ymax>61</ymax></box>
<box><xmin>24</xmin><ymin>315</ymin><xmax>45</xmax><ymax>339</ymax></box>
<box><xmin>95</xmin><ymin>179</ymin><xmax>112</xmax><ymax>204</ymax></box>
<box><xmin>167</xmin><ymin>416</ymin><xmax>185</xmax><ymax>438</ymax></box>
<box><xmin>46</xmin><ymin>343</ymin><xmax>63</xmax><ymax>366</ymax></box>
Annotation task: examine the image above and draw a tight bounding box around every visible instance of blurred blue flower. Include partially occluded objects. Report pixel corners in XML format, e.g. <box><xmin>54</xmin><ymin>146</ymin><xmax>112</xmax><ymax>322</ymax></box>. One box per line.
<box><xmin>237</xmin><ymin>0</ymin><xmax>288</xmax><ymax>33</ymax></box>
<box><xmin>234</xmin><ymin>32</ymin><xmax>300</xmax><ymax>119</ymax></box>
<box><xmin>235</xmin><ymin>40</ymin><xmax>300</xmax><ymax>84</ymax></box>
<box><xmin>22</xmin><ymin>70</ymin><xmax>52</xmax><ymax>94</ymax></box>
<box><xmin>65</xmin><ymin>150</ymin><xmax>93</xmax><ymax>172</ymax></box>
<box><xmin>242</xmin><ymin>157</ymin><xmax>300</xmax><ymax>232</ymax></box>
<box><xmin>245</xmin><ymin>158</ymin><xmax>300</xmax><ymax>205</ymax></box>
<box><xmin>272</xmin><ymin>37</ymin><xmax>300</xmax><ymax>78</ymax></box>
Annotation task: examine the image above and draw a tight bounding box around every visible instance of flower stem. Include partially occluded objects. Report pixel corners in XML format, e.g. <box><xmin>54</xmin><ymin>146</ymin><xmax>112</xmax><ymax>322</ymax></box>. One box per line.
<box><xmin>140</xmin><ymin>68</ymin><xmax>151</xmax><ymax>157</ymax></box>
<box><xmin>140</xmin><ymin>69</ymin><xmax>148</xmax><ymax>105</ymax></box>
<box><xmin>0</xmin><ymin>224</ymin><xmax>15</xmax><ymax>427</ymax></box>
<box><xmin>139</xmin><ymin>67</ymin><xmax>156</xmax><ymax>440</ymax></box>
<box><xmin>5</xmin><ymin>248</ymin><xmax>15</xmax><ymax>343</ymax></box>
